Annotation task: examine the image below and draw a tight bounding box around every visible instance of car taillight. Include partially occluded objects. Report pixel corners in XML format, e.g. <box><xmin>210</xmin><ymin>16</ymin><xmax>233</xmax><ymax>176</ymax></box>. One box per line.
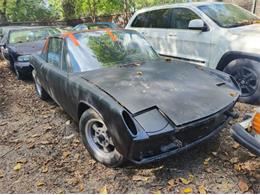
<box><xmin>252</xmin><ymin>112</ymin><xmax>260</xmax><ymax>135</ymax></box>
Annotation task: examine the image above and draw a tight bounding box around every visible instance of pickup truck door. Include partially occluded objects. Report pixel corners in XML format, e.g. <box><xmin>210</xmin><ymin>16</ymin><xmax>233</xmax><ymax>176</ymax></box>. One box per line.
<box><xmin>168</xmin><ymin>8</ymin><xmax>212</xmax><ymax>65</ymax></box>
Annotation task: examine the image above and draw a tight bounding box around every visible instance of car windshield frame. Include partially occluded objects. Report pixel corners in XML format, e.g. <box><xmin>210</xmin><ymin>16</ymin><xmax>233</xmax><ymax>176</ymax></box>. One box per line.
<box><xmin>66</xmin><ymin>30</ymin><xmax>159</xmax><ymax>73</ymax></box>
<box><xmin>198</xmin><ymin>3</ymin><xmax>260</xmax><ymax>28</ymax></box>
<box><xmin>8</xmin><ymin>27</ymin><xmax>61</xmax><ymax>44</ymax></box>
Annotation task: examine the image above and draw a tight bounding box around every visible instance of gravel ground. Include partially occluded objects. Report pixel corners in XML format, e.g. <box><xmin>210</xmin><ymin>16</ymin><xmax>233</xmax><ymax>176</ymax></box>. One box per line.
<box><xmin>0</xmin><ymin>61</ymin><xmax>259</xmax><ymax>193</ymax></box>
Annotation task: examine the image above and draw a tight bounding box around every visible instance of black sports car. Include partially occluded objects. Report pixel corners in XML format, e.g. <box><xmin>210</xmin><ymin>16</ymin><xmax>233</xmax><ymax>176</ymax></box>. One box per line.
<box><xmin>0</xmin><ymin>26</ymin><xmax>62</xmax><ymax>79</ymax></box>
<box><xmin>30</xmin><ymin>29</ymin><xmax>240</xmax><ymax>167</ymax></box>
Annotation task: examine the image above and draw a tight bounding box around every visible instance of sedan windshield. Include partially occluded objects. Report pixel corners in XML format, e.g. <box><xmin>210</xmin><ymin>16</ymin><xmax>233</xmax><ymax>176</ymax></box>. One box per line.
<box><xmin>9</xmin><ymin>27</ymin><xmax>61</xmax><ymax>44</ymax></box>
<box><xmin>67</xmin><ymin>30</ymin><xmax>159</xmax><ymax>72</ymax></box>
<box><xmin>198</xmin><ymin>4</ymin><xmax>259</xmax><ymax>28</ymax></box>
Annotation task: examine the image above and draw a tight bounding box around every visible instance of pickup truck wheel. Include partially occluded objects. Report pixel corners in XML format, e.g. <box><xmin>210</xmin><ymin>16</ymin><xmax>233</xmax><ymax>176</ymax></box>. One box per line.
<box><xmin>32</xmin><ymin>70</ymin><xmax>49</xmax><ymax>100</ymax></box>
<box><xmin>79</xmin><ymin>109</ymin><xmax>124</xmax><ymax>167</ymax></box>
<box><xmin>224</xmin><ymin>59</ymin><xmax>260</xmax><ymax>105</ymax></box>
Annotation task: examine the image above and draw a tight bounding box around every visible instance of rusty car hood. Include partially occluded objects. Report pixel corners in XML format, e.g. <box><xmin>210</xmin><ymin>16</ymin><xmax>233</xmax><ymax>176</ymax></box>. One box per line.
<box><xmin>80</xmin><ymin>60</ymin><xmax>239</xmax><ymax>126</ymax></box>
<box><xmin>8</xmin><ymin>40</ymin><xmax>45</xmax><ymax>55</ymax></box>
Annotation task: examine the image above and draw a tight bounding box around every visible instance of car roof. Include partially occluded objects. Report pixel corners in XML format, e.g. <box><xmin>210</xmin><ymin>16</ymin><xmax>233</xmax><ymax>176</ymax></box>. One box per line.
<box><xmin>135</xmin><ymin>2</ymin><xmax>227</xmax><ymax>13</ymax></box>
<box><xmin>51</xmin><ymin>29</ymin><xmax>136</xmax><ymax>39</ymax></box>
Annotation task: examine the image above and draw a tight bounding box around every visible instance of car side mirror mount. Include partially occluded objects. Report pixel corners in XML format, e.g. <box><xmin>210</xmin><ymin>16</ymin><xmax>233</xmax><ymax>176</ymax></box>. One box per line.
<box><xmin>188</xmin><ymin>19</ymin><xmax>208</xmax><ymax>32</ymax></box>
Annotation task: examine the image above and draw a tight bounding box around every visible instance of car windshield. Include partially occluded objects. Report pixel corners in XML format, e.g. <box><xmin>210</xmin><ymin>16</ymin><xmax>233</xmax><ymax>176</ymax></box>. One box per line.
<box><xmin>67</xmin><ymin>30</ymin><xmax>159</xmax><ymax>73</ymax></box>
<box><xmin>198</xmin><ymin>4</ymin><xmax>259</xmax><ymax>28</ymax></box>
<box><xmin>9</xmin><ymin>27</ymin><xmax>61</xmax><ymax>44</ymax></box>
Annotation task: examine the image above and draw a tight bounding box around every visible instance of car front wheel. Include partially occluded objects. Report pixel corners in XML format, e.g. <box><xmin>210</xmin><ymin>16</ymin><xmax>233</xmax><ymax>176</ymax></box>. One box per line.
<box><xmin>224</xmin><ymin>59</ymin><xmax>260</xmax><ymax>105</ymax></box>
<box><xmin>79</xmin><ymin>109</ymin><xmax>124</xmax><ymax>167</ymax></box>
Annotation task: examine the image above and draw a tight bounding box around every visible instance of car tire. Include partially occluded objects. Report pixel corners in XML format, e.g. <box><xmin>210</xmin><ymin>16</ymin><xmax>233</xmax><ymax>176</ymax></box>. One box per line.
<box><xmin>224</xmin><ymin>59</ymin><xmax>260</xmax><ymax>105</ymax></box>
<box><xmin>5</xmin><ymin>55</ymin><xmax>14</xmax><ymax>71</ymax></box>
<box><xmin>79</xmin><ymin>109</ymin><xmax>124</xmax><ymax>167</ymax></box>
<box><xmin>32</xmin><ymin>70</ymin><xmax>49</xmax><ymax>100</ymax></box>
<box><xmin>14</xmin><ymin>66</ymin><xmax>23</xmax><ymax>80</ymax></box>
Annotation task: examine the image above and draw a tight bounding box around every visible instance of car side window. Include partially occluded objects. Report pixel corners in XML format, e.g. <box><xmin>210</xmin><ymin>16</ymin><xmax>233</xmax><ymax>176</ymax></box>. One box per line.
<box><xmin>47</xmin><ymin>38</ymin><xmax>63</xmax><ymax>68</ymax></box>
<box><xmin>148</xmin><ymin>9</ymin><xmax>172</xmax><ymax>28</ymax></box>
<box><xmin>171</xmin><ymin>8</ymin><xmax>200</xmax><ymax>29</ymax></box>
<box><xmin>131</xmin><ymin>12</ymin><xmax>150</xmax><ymax>28</ymax></box>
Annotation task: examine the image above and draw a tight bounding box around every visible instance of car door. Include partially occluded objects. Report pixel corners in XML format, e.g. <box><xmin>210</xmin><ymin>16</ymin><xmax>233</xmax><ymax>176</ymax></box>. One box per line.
<box><xmin>168</xmin><ymin>7</ymin><xmax>212</xmax><ymax>65</ymax></box>
<box><xmin>42</xmin><ymin>37</ymin><xmax>69</xmax><ymax>108</ymax></box>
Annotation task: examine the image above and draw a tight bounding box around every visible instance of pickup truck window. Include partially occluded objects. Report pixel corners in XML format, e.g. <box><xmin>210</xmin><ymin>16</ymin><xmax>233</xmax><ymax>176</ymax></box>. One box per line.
<box><xmin>171</xmin><ymin>8</ymin><xmax>200</xmax><ymax>29</ymax></box>
<box><xmin>198</xmin><ymin>3</ymin><xmax>259</xmax><ymax>28</ymax></box>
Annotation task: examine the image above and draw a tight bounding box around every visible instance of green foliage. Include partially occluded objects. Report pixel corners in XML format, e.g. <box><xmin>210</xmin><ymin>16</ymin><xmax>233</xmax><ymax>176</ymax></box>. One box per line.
<box><xmin>0</xmin><ymin>0</ymin><xmax>193</xmax><ymax>22</ymax></box>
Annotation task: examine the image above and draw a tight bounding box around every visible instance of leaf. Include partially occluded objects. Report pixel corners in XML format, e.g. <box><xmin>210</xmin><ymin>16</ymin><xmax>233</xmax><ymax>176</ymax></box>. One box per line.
<box><xmin>229</xmin><ymin>157</ymin><xmax>239</xmax><ymax>164</ymax></box>
<box><xmin>167</xmin><ymin>179</ymin><xmax>176</xmax><ymax>187</ymax></box>
<box><xmin>234</xmin><ymin>164</ymin><xmax>242</xmax><ymax>172</ymax></box>
<box><xmin>0</xmin><ymin>169</ymin><xmax>4</xmax><ymax>178</ymax></box>
<box><xmin>238</xmin><ymin>179</ymin><xmax>249</xmax><ymax>193</ymax></box>
<box><xmin>17</xmin><ymin>158</ymin><xmax>27</xmax><ymax>164</ymax></box>
<box><xmin>167</xmin><ymin>179</ymin><xmax>176</xmax><ymax>191</ymax></box>
<box><xmin>179</xmin><ymin>177</ymin><xmax>190</xmax><ymax>185</ymax></box>
<box><xmin>204</xmin><ymin>157</ymin><xmax>211</xmax><ymax>165</ymax></box>
<box><xmin>56</xmin><ymin>188</ymin><xmax>65</xmax><ymax>194</ymax></box>
<box><xmin>198</xmin><ymin>185</ymin><xmax>207</xmax><ymax>194</ymax></box>
<box><xmin>99</xmin><ymin>186</ymin><xmax>108</xmax><ymax>194</ymax></box>
<box><xmin>132</xmin><ymin>175</ymin><xmax>149</xmax><ymax>182</ymax></box>
<box><xmin>183</xmin><ymin>187</ymin><xmax>192</xmax><ymax>193</ymax></box>
<box><xmin>79</xmin><ymin>183</ymin><xmax>84</xmax><ymax>192</ymax></box>
<box><xmin>151</xmin><ymin>189</ymin><xmax>161</xmax><ymax>194</ymax></box>
<box><xmin>41</xmin><ymin>166</ymin><xmax>48</xmax><ymax>173</ymax></box>
<box><xmin>36</xmin><ymin>181</ymin><xmax>45</xmax><ymax>187</ymax></box>
<box><xmin>232</xmin><ymin>142</ymin><xmax>240</xmax><ymax>149</ymax></box>
<box><xmin>229</xmin><ymin>92</ymin><xmax>237</xmax><ymax>97</ymax></box>
<box><xmin>13</xmin><ymin>163</ymin><xmax>22</xmax><ymax>171</ymax></box>
<box><xmin>62</xmin><ymin>151</ymin><xmax>71</xmax><ymax>158</ymax></box>
<box><xmin>136</xmin><ymin>71</ymin><xmax>143</xmax><ymax>76</ymax></box>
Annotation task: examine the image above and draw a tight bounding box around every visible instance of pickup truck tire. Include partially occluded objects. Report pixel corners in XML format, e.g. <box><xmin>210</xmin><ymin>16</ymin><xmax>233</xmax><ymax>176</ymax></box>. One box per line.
<box><xmin>224</xmin><ymin>58</ymin><xmax>260</xmax><ymax>105</ymax></box>
<box><xmin>32</xmin><ymin>70</ymin><xmax>49</xmax><ymax>100</ymax></box>
<box><xmin>79</xmin><ymin>109</ymin><xmax>124</xmax><ymax>167</ymax></box>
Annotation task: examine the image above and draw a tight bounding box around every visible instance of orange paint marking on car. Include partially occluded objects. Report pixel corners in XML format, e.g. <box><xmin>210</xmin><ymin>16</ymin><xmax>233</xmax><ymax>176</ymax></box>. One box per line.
<box><xmin>42</xmin><ymin>38</ymin><xmax>49</xmax><ymax>53</ymax></box>
<box><xmin>252</xmin><ymin>113</ymin><xmax>260</xmax><ymax>134</ymax></box>
<box><xmin>104</xmin><ymin>28</ymin><xmax>118</xmax><ymax>42</ymax></box>
<box><xmin>63</xmin><ymin>32</ymin><xmax>80</xmax><ymax>46</ymax></box>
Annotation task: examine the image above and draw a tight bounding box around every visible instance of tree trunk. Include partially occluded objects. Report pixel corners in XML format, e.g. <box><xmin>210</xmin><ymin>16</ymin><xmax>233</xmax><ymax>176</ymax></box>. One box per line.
<box><xmin>0</xmin><ymin>0</ymin><xmax>7</xmax><ymax>22</ymax></box>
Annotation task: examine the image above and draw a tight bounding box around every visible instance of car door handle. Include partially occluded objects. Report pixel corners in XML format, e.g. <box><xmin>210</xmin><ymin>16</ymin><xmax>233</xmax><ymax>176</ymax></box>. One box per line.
<box><xmin>141</xmin><ymin>32</ymin><xmax>148</xmax><ymax>36</ymax></box>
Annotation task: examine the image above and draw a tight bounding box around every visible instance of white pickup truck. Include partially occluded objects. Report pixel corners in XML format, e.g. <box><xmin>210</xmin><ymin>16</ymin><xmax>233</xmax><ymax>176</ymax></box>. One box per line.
<box><xmin>126</xmin><ymin>2</ymin><xmax>260</xmax><ymax>104</ymax></box>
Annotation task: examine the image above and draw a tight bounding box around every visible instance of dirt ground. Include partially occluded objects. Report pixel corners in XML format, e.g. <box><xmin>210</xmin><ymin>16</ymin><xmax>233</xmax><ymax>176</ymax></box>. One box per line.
<box><xmin>0</xmin><ymin>61</ymin><xmax>259</xmax><ymax>194</ymax></box>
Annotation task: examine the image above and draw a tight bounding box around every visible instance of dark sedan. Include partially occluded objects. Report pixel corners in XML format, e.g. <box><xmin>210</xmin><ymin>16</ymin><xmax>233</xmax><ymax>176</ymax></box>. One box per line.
<box><xmin>0</xmin><ymin>26</ymin><xmax>62</xmax><ymax>79</ymax></box>
<box><xmin>30</xmin><ymin>29</ymin><xmax>240</xmax><ymax>167</ymax></box>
